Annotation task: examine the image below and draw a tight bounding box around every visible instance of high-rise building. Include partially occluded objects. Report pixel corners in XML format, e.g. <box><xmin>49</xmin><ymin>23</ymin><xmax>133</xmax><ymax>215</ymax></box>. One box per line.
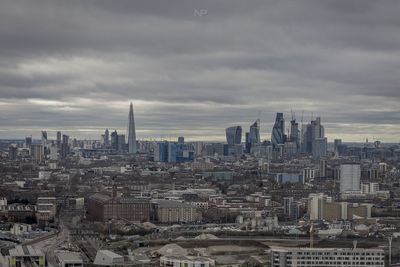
<box><xmin>31</xmin><ymin>144</ymin><xmax>43</xmax><ymax>163</ymax></box>
<box><xmin>301</xmin><ymin>116</ymin><xmax>325</xmax><ymax>155</ymax></box>
<box><xmin>312</xmin><ymin>137</ymin><xmax>327</xmax><ymax>158</ymax></box>
<box><xmin>111</xmin><ymin>130</ymin><xmax>118</xmax><ymax>151</ymax></box>
<box><xmin>105</xmin><ymin>129</ymin><xmax>110</xmax><ymax>146</ymax></box>
<box><xmin>178</xmin><ymin>136</ymin><xmax>184</xmax><ymax>144</ymax></box>
<box><xmin>334</xmin><ymin>139</ymin><xmax>342</xmax><ymax>156</ymax></box>
<box><xmin>283</xmin><ymin>197</ymin><xmax>294</xmax><ymax>217</ymax></box>
<box><xmin>25</xmin><ymin>137</ymin><xmax>32</xmax><ymax>149</ymax></box>
<box><xmin>8</xmin><ymin>145</ymin><xmax>18</xmax><ymax>160</ymax></box>
<box><xmin>340</xmin><ymin>164</ymin><xmax>361</xmax><ymax>193</ymax></box>
<box><xmin>56</xmin><ymin>131</ymin><xmax>61</xmax><ymax>152</ymax></box>
<box><xmin>61</xmin><ymin>134</ymin><xmax>69</xmax><ymax>159</ymax></box>
<box><xmin>249</xmin><ymin>119</ymin><xmax>260</xmax><ymax>144</ymax></box>
<box><xmin>245</xmin><ymin>132</ymin><xmax>251</xmax><ymax>153</ymax></box>
<box><xmin>117</xmin><ymin>134</ymin><xmax>126</xmax><ymax>153</ymax></box>
<box><xmin>319</xmin><ymin>159</ymin><xmax>327</xmax><ymax>178</ymax></box>
<box><xmin>41</xmin><ymin>130</ymin><xmax>48</xmax><ymax>157</ymax></box>
<box><xmin>127</xmin><ymin>102</ymin><xmax>137</xmax><ymax>154</ymax></box>
<box><xmin>271</xmin><ymin>113</ymin><xmax>285</xmax><ymax>150</ymax></box>
<box><xmin>225</xmin><ymin>126</ymin><xmax>242</xmax><ymax>145</ymax></box>
<box><xmin>289</xmin><ymin>117</ymin><xmax>300</xmax><ymax>148</ymax></box>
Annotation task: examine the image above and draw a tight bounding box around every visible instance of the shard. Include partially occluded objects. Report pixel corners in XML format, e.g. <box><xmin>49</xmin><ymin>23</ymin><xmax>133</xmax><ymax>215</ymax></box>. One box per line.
<box><xmin>128</xmin><ymin>102</ymin><xmax>137</xmax><ymax>154</ymax></box>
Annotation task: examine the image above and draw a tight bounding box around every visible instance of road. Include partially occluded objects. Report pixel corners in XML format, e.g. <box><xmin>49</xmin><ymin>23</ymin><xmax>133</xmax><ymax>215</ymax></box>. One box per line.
<box><xmin>32</xmin><ymin>221</ymin><xmax>70</xmax><ymax>267</ymax></box>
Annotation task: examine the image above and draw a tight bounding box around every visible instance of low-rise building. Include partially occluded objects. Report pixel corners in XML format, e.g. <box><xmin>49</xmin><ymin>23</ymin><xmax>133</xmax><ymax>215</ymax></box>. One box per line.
<box><xmin>160</xmin><ymin>255</ymin><xmax>215</xmax><ymax>267</ymax></box>
<box><xmin>155</xmin><ymin>200</ymin><xmax>198</xmax><ymax>223</ymax></box>
<box><xmin>270</xmin><ymin>246</ymin><xmax>384</xmax><ymax>267</ymax></box>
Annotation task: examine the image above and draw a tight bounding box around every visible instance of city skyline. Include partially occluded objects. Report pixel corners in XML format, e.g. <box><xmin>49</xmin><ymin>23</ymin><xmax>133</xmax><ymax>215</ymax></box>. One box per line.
<box><xmin>0</xmin><ymin>1</ymin><xmax>399</xmax><ymax>142</ymax></box>
<box><xmin>2</xmin><ymin>108</ymin><xmax>396</xmax><ymax>144</ymax></box>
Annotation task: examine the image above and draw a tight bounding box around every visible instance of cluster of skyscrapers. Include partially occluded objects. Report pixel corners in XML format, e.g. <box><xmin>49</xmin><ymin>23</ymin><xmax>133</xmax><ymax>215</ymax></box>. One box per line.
<box><xmin>225</xmin><ymin>112</ymin><xmax>327</xmax><ymax>159</ymax></box>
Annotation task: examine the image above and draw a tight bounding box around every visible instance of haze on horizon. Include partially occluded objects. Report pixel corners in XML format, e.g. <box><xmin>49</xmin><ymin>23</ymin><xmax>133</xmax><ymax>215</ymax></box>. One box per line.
<box><xmin>0</xmin><ymin>0</ymin><xmax>399</xmax><ymax>143</ymax></box>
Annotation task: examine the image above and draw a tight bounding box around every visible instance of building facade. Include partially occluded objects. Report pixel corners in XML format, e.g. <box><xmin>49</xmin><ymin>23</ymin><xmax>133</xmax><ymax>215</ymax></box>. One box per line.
<box><xmin>270</xmin><ymin>247</ymin><xmax>384</xmax><ymax>267</ymax></box>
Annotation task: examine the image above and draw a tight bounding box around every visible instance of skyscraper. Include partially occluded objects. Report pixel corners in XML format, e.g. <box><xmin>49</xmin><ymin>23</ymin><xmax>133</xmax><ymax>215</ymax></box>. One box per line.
<box><xmin>249</xmin><ymin>119</ymin><xmax>260</xmax><ymax>145</ymax></box>
<box><xmin>56</xmin><ymin>131</ymin><xmax>61</xmax><ymax>152</ymax></box>
<box><xmin>111</xmin><ymin>130</ymin><xmax>118</xmax><ymax>151</ymax></box>
<box><xmin>61</xmin><ymin>134</ymin><xmax>69</xmax><ymax>159</ymax></box>
<box><xmin>127</xmin><ymin>102</ymin><xmax>137</xmax><ymax>154</ymax></box>
<box><xmin>289</xmin><ymin>118</ymin><xmax>299</xmax><ymax>147</ymax></box>
<box><xmin>225</xmin><ymin>126</ymin><xmax>242</xmax><ymax>145</ymax></box>
<box><xmin>41</xmin><ymin>130</ymin><xmax>48</xmax><ymax>157</ymax></box>
<box><xmin>117</xmin><ymin>134</ymin><xmax>126</xmax><ymax>153</ymax></box>
<box><xmin>340</xmin><ymin>164</ymin><xmax>361</xmax><ymax>193</ymax></box>
<box><xmin>105</xmin><ymin>128</ymin><xmax>110</xmax><ymax>146</ymax></box>
<box><xmin>271</xmin><ymin>113</ymin><xmax>285</xmax><ymax>150</ymax></box>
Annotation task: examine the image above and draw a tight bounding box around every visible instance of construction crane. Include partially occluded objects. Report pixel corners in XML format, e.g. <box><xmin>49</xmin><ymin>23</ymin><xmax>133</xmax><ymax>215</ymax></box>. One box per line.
<box><xmin>310</xmin><ymin>225</ymin><xmax>314</xmax><ymax>248</ymax></box>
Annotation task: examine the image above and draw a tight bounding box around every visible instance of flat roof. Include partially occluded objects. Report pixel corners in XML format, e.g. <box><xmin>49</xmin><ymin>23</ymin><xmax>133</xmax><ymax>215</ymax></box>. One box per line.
<box><xmin>56</xmin><ymin>252</ymin><xmax>83</xmax><ymax>263</ymax></box>
<box><xmin>9</xmin><ymin>245</ymin><xmax>44</xmax><ymax>257</ymax></box>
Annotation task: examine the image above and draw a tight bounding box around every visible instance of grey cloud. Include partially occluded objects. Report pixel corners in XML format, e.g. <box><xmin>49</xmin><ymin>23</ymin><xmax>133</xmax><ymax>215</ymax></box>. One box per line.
<box><xmin>0</xmin><ymin>0</ymin><xmax>399</xmax><ymax>141</ymax></box>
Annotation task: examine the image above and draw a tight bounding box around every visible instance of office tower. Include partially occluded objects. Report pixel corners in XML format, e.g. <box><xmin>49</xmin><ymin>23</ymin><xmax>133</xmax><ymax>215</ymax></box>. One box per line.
<box><xmin>311</xmin><ymin>117</ymin><xmax>324</xmax><ymax>139</ymax></box>
<box><xmin>225</xmin><ymin>126</ymin><xmax>242</xmax><ymax>145</ymax></box>
<box><xmin>211</xmin><ymin>143</ymin><xmax>225</xmax><ymax>157</ymax></box>
<box><xmin>117</xmin><ymin>134</ymin><xmax>126</xmax><ymax>153</ymax></box>
<box><xmin>245</xmin><ymin>132</ymin><xmax>251</xmax><ymax>153</ymax></box>
<box><xmin>8</xmin><ymin>145</ymin><xmax>18</xmax><ymax>160</ymax></box>
<box><xmin>302</xmin><ymin>116</ymin><xmax>325</xmax><ymax>155</ymax></box>
<box><xmin>168</xmin><ymin>143</ymin><xmax>177</xmax><ymax>163</ymax></box>
<box><xmin>334</xmin><ymin>139</ymin><xmax>342</xmax><ymax>155</ymax></box>
<box><xmin>41</xmin><ymin>131</ymin><xmax>47</xmax><ymax>146</ymax></box>
<box><xmin>41</xmin><ymin>130</ymin><xmax>48</xmax><ymax>157</ymax></box>
<box><xmin>247</xmin><ymin>119</ymin><xmax>260</xmax><ymax>154</ymax></box>
<box><xmin>289</xmin><ymin>117</ymin><xmax>300</xmax><ymax>148</ymax></box>
<box><xmin>154</xmin><ymin>142</ymin><xmax>169</xmax><ymax>162</ymax></box>
<box><xmin>57</xmin><ymin>131</ymin><xmax>61</xmax><ymax>152</ymax></box>
<box><xmin>249</xmin><ymin>119</ymin><xmax>260</xmax><ymax>144</ymax></box>
<box><xmin>60</xmin><ymin>134</ymin><xmax>69</xmax><ymax>158</ymax></box>
<box><xmin>31</xmin><ymin>144</ymin><xmax>43</xmax><ymax>163</ymax></box>
<box><xmin>301</xmin><ymin>123</ymin><xmax>313</xmax><ymax>153</ymax></box>
<box><xmin>340</xmin><ymin>164</ymin><xmax>361</xmax><ymax>193</ymax></box>
<box><xmin>312</xmin><ymin>138</ymin><xmax>327</xmax><ymax>158</ymax></box>
<box><xmin>271</xmin><ymin>113</ymin><xmax>285</xmax><ymax>150</ymax></box>
<box><xmin>178</xmin><ymin>137</ymin><xmax>184</xmax><ymax>144</ymax></box>
<box><xmin>111</xmin><ymin>130</ymin><xmax>118</xmax><ymax>151</ymax></box>
<box><xmin>105</xmin><ymin>129</ymin><xmax>110</xmax><ymax>146</ymax></box>
<box><xmin>25</xmin><ymin>136</ymin><xmax>32</xmax><ymax>149</ymax></box>
<box><xmin>50</xmin><ymin>144</ymin><xmax>58</xmax><ymax>160</ymax></box>
<box><xmin>127</xmin><ymin>102</ymin><xmax>137</xmax><ymax>154</ymax></box>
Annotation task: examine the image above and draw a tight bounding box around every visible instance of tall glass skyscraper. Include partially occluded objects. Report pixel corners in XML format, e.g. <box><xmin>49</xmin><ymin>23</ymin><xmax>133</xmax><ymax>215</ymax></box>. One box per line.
<box><xmin>271</xmin><ymin>113</ymin><xmax>285</xmax><ymax>150</ymax></box>
<box><xmin>127</xmin><ymin>102</ymin><xmax>137</xmax><ymax>154</ymax></box>
<box><xmin>249</xmin><ymin>119</ymin><xmax>260</xmax><ymax>145</ymax></box>
<box><xmin>225</xmin><ymin>126</ymin><xmax>242</xmax><ymax>145</ymax></box>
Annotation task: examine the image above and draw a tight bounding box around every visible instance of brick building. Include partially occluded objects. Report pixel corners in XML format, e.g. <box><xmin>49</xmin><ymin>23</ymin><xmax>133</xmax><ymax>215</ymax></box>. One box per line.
<box><xmin>88</xmin><ymin>193</ymin><xmax>152</xmax><ymax>222</ymax></box>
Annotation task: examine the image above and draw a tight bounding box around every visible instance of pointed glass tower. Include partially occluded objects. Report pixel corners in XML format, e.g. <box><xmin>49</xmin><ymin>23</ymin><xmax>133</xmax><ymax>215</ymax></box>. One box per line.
<box><xmin>128</xmin><ymin>102</ymin><xmax>137</xmax><ymax>154</ymax></box>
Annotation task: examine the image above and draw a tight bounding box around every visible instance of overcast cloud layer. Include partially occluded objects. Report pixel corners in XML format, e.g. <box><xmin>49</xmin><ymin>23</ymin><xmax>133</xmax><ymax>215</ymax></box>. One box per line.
<box><xmin>0</xmin><ymin>0</ymin><xmax>399</xmax><ymax>142</ymax></box>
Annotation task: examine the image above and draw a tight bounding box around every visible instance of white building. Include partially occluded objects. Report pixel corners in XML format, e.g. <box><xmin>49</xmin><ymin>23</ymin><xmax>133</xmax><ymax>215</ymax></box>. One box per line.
<box><xmin>93</xmin><ymin>250</ymin><xmax>124</xmax><ymax>266</ymax></box>
<box><xmin>270</xmin><ymin>246</ymin><xmax>384</xmax><ymax>267</ymax></box>
<box><xmin>308</xmin><ymin>193</ymin><xmax>329</xmax><ymax>220</ymax></box>
<box><xmin>160</xmin><ymin>255</ymin><xmax>215</xmax><ymax>267</ymax></box>
<box><xmin>11</xmin><ymin>224</ymin><xmax>32</xmax><ymax>235</ymax></box>
<box><xmin>56</xmin><ymin>252</ymin><xmax>83</xmax><ymax>267</ymax></box>
<box><xmin>340</xmin><ymin>164</ymin><xmax>360</xmax><ymax>193</ymax></box>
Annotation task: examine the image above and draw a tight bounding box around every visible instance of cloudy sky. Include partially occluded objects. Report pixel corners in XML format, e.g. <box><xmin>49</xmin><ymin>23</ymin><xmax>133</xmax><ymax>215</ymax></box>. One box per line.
<box><xmin>0</xmin><ymin>0</ymin><xmax>399</xmax><ymax>142</ymax></box>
